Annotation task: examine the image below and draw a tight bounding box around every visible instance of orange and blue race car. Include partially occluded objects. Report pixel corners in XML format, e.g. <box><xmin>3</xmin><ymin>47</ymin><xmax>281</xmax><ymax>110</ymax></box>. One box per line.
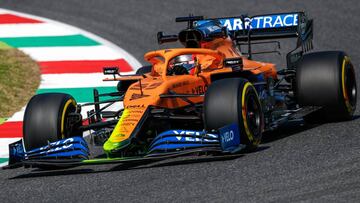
<box><xmin>3</xmin><ymin>12</ymin><xmax>357</xmax><ymax>169</ymax></box>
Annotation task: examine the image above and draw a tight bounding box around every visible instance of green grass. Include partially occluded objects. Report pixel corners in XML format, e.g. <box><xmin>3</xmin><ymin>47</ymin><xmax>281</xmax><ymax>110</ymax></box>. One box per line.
<box><xmin>0</xmin><ymin>118</ymin><xmax>6</xmax><ymax>125</ymax></box>
<box><xmin>0</xmin><ymin>43</ymin><xmax>40</xmax><ymax>117</ymax></box>
<box><xmin>0</xmin><ymin>42</ymin><xmax>12</xmax><ymax>49</ymax></box>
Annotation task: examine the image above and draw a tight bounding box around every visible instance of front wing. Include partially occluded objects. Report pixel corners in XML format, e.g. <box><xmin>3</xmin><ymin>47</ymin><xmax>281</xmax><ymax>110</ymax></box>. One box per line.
<box><xmin>3</xmin><ymin>123</ymin><xmax>243</xmax><ymax>170</ymax></box>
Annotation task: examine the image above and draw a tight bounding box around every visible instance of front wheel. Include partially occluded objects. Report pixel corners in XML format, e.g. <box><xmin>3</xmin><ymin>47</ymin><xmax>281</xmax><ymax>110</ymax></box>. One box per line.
<box><xmin>204</xmin><ymin>78</ymin><xmax>264</xmax><ymax>150</ymax></box>
<box><xmin>23</xmin><ymin>93</ymin><xmax>82</xmax><ymax>151</ymax></box>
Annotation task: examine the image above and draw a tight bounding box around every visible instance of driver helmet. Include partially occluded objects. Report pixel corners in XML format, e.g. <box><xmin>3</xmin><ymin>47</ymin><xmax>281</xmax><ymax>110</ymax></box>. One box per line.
<box><xmin>168</xmin><ymin>54</ymin><xmax>196</xmax><ymax>74</ymax></box>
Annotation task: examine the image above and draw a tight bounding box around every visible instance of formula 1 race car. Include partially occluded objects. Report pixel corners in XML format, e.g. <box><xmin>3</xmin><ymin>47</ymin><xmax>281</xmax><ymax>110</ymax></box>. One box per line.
<box><xmin>3</xmin><ymin>12</ymin><xmax>357</xmax><ymax>169</ymax></box>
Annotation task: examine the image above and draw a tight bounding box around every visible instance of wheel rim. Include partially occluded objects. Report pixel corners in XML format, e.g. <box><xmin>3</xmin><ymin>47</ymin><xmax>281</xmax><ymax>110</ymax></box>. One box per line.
<box><xmin>245</xmin><ymin>93</ymin><xmax>261</xmax><ymax>136</ymax></box>
<box><xmin>61</xmin><ymin>99</ymin><xmax>77</xmax><ymax>139</ymax></box>
<box><xmin>344</xmin><ymin>62</ymin><xmax>357</xmax><ymax>110</ymax></box>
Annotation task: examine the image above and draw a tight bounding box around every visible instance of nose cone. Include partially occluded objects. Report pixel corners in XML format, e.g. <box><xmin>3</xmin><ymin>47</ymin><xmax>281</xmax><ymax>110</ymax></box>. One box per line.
<box><xmin>103</xmin><ymin>79</ymin><xmax>165</xmax><ymax>155</ymax></box>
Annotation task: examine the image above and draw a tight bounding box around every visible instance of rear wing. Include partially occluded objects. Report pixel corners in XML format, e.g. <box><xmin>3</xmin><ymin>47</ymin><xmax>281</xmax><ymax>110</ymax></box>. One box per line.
<box><xmin>196</xmin><ymin>12</ymin><xmax>313</xmax><ymax>65</ymax></box>
<box><xmin>196</xmin><ymin>12</ymin><xmax>312</xmax><ymax>43</ymax></box>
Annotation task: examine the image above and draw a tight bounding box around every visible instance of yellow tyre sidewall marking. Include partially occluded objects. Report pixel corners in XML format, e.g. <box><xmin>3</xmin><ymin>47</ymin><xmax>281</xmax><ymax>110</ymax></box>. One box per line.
<box><xmin>341</xmin><ymin>56</ymin><xmax>352</xmax><ymax>113</ymax></box>
<box><xmin>241</xmin><ymin>82</ymin><xmax>261</xmax><ymax>144</ymax></box>
<box><xmin>61</xmin><ymin>99</ymin><xmax>76</xmax><ymax>139</ymax></box>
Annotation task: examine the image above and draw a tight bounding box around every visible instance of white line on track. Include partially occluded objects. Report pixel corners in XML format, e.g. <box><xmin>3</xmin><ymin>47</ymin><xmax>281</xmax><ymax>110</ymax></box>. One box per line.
<box><xmin>40</xmin><ymin>73</ymin><xmax>119</xmax><ymax>88</ymax></box>
<box><xmin>19</xmin><ymin>46</ymin><xmax>126</xmax><ymax>61</ymax></box>
<box><xmin>0</xmin><ymin>23</ymin><xmax>78</xmax><ymax>37</ymax></box>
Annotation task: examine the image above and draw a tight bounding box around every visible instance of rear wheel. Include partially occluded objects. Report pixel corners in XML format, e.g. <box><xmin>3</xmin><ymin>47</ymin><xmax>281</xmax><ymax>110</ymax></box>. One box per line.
<box><xmin>23</xmin><ymin>93</ymin><xmax>82</xmax><ymax>151</ymax></box>
<box><xmin>296</xmin><ymin>51</ymin><xmax>357</xmax><ymax>122</ymax></box>
<box><xmin>204</xmin><ymin>78</ymin><xmax>263</xmax><ymax>150</ymax></box>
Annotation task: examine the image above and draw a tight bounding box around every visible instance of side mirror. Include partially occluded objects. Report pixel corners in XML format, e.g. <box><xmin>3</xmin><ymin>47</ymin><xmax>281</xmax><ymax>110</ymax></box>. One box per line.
<box><xmin>157</xmin><ymin>32</ymin><xmax>178</xmax><ymax>44</ymax></box>
<box><xmin>103</xmin><ymin>67</ymin><xmax>119</xmax><ymax>79</ymax></box>
<box><xmin>223</xmin><ymin>57</ymin><xmax>243</xmax><ymax>72</ymax></box>
<box><xmin>103</xmin><ymin>67</ymin><xmax>119</xmax><ymax>75</ymax></box>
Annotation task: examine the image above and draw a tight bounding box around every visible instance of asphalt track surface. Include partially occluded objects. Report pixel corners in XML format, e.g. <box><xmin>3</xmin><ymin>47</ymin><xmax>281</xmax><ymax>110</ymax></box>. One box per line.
<box><xmin>1</xmin><ymin>0</ymin><xmax>360</xmax><ymax>202</ymax></box>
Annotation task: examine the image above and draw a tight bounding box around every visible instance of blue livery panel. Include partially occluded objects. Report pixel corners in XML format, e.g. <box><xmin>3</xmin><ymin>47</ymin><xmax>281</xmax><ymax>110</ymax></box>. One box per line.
<box><xmin>219</xmin><ymin>123</ymin><xmax>242</xmax><ymax>153</ymax></box>
<box><xmin>148</xmin><ymin>130</ymin><xmax>220</xmax><ymax>154</ymax></box>
<box><xmin>8</xmin><ymin>140</ymin><xmax>25</xmax><ymax>165</ymax></box>
<box><xmin>196</xmin><ymin>13</ymin><xmax>299</xmax><ymax>31</ymax></box>
<box><xmin>8</xmin><ymin>137</ymin><xmax>89</xmax><ymax>165</ymax></box>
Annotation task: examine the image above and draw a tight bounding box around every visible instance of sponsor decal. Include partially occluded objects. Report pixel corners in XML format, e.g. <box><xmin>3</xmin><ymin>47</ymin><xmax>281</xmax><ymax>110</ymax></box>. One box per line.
<box><xmin>219</xmin><ymin>123</ymin><xmax>240</xmax><ymax>152</ymax></box>
<box><xmin>197</xmin><ymin>13</ymin><xmax>298</xmax><ymax>31</ymax></box>
<box><xmin>173</xmin><ymin>130</ymin><xmax>202</xmax><ymax>136</ymax></box>
<box><xmin>172</xmin><ymin>130</ymin><xmax>218</xmax><ymax>142</ymax></box>
<box><xmin>130</xmin><ymin>82</ymin><xmax>162</xmax><ymax>90</ymax></box>
<box><xmin>37</xmin><ymin>138</ymin><xmax>74</xmax><ymax>155</ymax></box>
<box><xmin>192</xmin><ymin>85</ymin><xmax>207</xmax><ymax>94</ymax></box>
<box><xmin>172</xmin><ymin>81</ymin><xmax>190</xmax><ymax>89</ymax></box>
<box><xmin>130</xmin><ymin>93</ymin><xmax>150</xmax><ymax>100</ymax></box>
<box><xmin>126</xmin><ymin>104</ymin><xmax>145</xmax><ymax>108</ymax></box>
<box><xmin>221</xmin><ymin>130</ymin><xmax>234</xmax><ymax>143</ymax></box>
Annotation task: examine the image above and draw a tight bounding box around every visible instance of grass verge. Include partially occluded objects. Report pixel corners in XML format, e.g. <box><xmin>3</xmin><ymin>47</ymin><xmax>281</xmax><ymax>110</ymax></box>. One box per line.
<box><xmin>0</xmin><ymin>118</ymin><xmax>6</xmax><ymax>125</ymax></box>
<box><xmin>0</xmin><ymin>43</ymin><xmax>40</xmax><ymax>118</ymax></box>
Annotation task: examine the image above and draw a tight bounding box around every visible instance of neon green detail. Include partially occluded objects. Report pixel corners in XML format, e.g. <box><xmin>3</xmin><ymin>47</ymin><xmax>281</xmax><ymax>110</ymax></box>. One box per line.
<box><xmin>103</xmin><ymin>138</ymin><xmax>130</xmax><ymax>154</ymax></box>
<box><xmin>103</xmin><ymin>109</ymin><xmax>131</xmax><ymax>153</ymax></box>
<box><xmin>82</xmin><ymin>156</ymin><xmax>142</xmax><ymax>164</ymax></box>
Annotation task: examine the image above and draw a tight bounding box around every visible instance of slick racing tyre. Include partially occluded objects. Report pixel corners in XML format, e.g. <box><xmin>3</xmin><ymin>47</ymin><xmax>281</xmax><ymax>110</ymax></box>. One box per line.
<box><xmin>204</xmin><ymin>78</ymin><xmax>264</xmax><ymax>150</ymax></box>
<box><xmin>296</xmin><ymin>51</ymin><xmax>357</xmax><ymax>122</ymax></box>
<box><xmin>23</xmin><ymin>93</ymin><xmax>82</xmax><ymax>151</ymax></box>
